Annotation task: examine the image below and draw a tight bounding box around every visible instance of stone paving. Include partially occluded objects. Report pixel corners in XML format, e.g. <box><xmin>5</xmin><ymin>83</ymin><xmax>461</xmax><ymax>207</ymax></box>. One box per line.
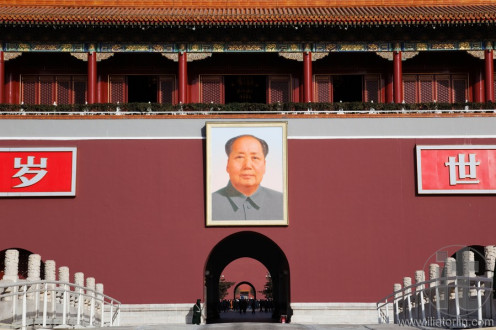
<box><xmin>89</xmin><ymin>311</ymin><xmax>424</xmax><ymax>330</ymax></box>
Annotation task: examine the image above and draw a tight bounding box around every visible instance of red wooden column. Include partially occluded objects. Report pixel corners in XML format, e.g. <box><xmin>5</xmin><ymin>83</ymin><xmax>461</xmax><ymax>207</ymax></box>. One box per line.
<box><xmin>393</xmin><ymin>50</ymin><xmax>403</xmax><ymax>103</ymax></box>
<box><xmin>0</xmin><ymin>51</ymin><xmax>4</xmax><ymax>104</ymax></box>
<box><xmin>303</xmin><ymin>52</ymin><xmax>313</xmax><ymax>103</ymax></box>
<box><xmin>485</xmin><ymin>48</ymin><xmax>494</xmax><ymax>102</ymax></box>
<box><xmin>178</xmin><ymin>51</ymin><xmax>188</xmax><ymax>104</ymax></box>
<box><xmin>87</xmin><ymin>52</ymin><xmax>97</xmax><ymax>104</ymax></box>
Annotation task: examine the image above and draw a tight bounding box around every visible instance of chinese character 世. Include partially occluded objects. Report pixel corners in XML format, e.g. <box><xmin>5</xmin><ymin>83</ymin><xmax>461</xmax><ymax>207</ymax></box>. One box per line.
<box><xmin>12</xmin><ymin>156</ymin><xmax>48</xmax><ymax>188</ymax></box>
<box><xmin>444</xmin><ymin>153</ymin><xmax>480</xmax><ymax>186</ymax></box>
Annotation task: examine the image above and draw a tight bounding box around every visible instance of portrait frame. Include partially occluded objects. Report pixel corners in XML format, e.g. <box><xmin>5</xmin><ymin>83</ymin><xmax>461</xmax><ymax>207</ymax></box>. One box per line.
<box><xmin>206</xmin><ymin>121</ymin><xmax>288</xmax><ymax>226</ymax></box>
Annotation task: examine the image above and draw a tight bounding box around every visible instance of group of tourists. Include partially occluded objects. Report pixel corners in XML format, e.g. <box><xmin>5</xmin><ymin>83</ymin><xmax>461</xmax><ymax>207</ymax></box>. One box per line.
<box><xmin>218</xmin><ymin>298</ymin><xmax>273</xmax><ymax>314</ymax></box>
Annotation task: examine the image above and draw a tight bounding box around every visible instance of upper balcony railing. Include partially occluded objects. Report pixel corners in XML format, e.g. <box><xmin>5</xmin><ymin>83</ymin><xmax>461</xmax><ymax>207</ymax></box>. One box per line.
<box><xmin>1</xmin><ymin>102</ymin><xmax>496</xmax><ymax>117</ymax></box>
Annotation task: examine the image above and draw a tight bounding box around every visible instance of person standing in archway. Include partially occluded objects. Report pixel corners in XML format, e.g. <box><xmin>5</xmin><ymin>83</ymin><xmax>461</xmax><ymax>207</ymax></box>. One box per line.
<box><xmin>192</xmin><ymin>299</ymin><xmax>202</xmax><ymax>325</ymax></box>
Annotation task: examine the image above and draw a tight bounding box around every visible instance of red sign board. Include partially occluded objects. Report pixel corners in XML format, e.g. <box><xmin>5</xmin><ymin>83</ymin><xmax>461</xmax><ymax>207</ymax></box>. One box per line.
<box><xmin>0</xmin><ymin>148</ymin><xmax>77</xmax><ymax>197</ymax></box>
<box><xmin>416</xmin><ymin>145</ymin><xmax>496</xmax><ymax>194</ymax></box>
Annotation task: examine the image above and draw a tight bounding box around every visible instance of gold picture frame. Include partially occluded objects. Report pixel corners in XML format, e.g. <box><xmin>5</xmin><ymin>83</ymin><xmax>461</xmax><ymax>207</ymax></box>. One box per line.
<box><xmin>206</xmin><ymin>122</ymin><xmax>288</xmax><ymax>226</ymax></box>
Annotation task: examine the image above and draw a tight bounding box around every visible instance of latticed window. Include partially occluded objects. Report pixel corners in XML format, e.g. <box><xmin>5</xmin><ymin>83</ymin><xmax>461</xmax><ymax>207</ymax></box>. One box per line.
<box><xmin>73</xmin><ymin>78</ymin><xmax>87</xmax><ymax>104</ymax></box>
<box><xmin>419</xmin><ymin>76</ymin><xmax>434</xmax><ymax>103</ymax></box>
<box><xmin>110</xmin><ymin>76</ymin><xmax>126</xmax><ymax>103</ymax></box>
<box><xmin>159</xmin><ymin>76</ymin><xmax>176</xmax><ymax>104</ymax></box>
<box><xmin>22</xmin><ymin>75</ymin><xmax>87</xmax><ymax>105</ymax></box>
<box><xmin>364</xmin><ymin>75</ymin><xmax>381</xmax><ymax>103</ymax></box>
<box><xmin>403</xmin><ymin>74</ymin><xmax>468</xmax><ymax>103</ymax></box>
<box><xmin>56</xmin><ymin>77</ymin><xmax>71</xmax><ymax>105</ymax></box>
<box><xmin>268</xmin><ymin>76</ymin><xmax>290</xmax><ymax>104</ymax></box>
<box><xmin>40</xmin><ymin>77</ymin><xmax>54</xmax><ymax>105</ymax></box>
<box><xmin>314</xmin><ymin>76</ymin><xmax>332</xmax><ymax>102</ymax></box>
<box><xmin>452</xmin><ymin>77</ymin><xmax>467</xmax><ymax>103</ymax></box>
<box><xmin>436</xmin><ymin>77</ymin><xmax>450</xmax><ymax>103</ymax></box>
<box><xmin>201</xmin><ymin>76</ymin><xmax>224</xmax><ymax>104</ymax></box>
<box><xmin>403</xmin><ymin>76</ymin><xmax>417</xmax><ymax>104</ymax></box>
<box><xmin>22</xmin><ymin>77</ymin><xmax>37</xmax><ymax>104</ymax></box>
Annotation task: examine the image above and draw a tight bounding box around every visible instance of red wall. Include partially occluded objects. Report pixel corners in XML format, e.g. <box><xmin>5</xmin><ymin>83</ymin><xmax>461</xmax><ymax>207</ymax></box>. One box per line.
<box><xmin>1</xmin><ymin>138</ymin><xmax>495</xmax><ymax>304</ymax></box>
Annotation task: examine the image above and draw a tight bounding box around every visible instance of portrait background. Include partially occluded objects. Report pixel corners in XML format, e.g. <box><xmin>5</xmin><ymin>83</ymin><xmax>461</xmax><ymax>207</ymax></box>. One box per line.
<box><xmin>210</xmin><ymin>125</ymin><xmax>284</xmax><ymax>193</ymax></box>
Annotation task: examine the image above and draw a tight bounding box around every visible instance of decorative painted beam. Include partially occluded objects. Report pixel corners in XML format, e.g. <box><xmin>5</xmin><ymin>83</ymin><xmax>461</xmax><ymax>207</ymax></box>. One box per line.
<box><xmin>1</xmin><ymin>41</ymin><xmax>491</xmax><ymax>53</ymax></box>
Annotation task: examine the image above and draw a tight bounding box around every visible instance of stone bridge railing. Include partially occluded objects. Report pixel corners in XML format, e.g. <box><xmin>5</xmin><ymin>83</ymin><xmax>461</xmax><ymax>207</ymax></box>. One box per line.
<box><xmin>377</xmin><ymin>248</ymin><xmax>496</xmax><ymax>328</ymax></box>
<box><xmin>0</xmin><ymin>249</ymin><xmax>121</xmax><ymax>329</ymax></box>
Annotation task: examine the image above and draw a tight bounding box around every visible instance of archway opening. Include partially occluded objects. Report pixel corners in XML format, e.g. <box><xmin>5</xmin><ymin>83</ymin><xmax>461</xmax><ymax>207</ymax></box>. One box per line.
<box><xmin>204</xmin><ymin>231</ymin><xmax>291</xmax><ymax>323</ymax></box>
<box><xmin>233</xmin><ymin>281</ymin><xmax>256</xmax><ymax>300</ymax></box>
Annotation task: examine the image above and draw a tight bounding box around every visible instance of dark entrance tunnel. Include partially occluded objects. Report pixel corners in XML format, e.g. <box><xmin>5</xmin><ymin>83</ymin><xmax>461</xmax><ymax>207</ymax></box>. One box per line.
<box><xmin>204</xmin><ymin>231</ymin><xmax>291</xmax><ymax>323</ymax></box>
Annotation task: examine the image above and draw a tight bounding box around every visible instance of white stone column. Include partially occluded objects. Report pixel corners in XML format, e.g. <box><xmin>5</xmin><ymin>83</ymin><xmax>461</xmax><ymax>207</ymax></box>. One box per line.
<box><xmin>484</xmin><ymin>245</ymin><xmax>496</xmax><ymax>278</ymax></box>
<box><xmin>58</xmin><ymin>266</ymin><xmax>69</xmax><ymax>283</ymax></box>
<box><xmin>57</xmin><ymin>266</ymin><xmax>70</xmax><ymax>323</ymax></box>
<box><xmin>462</xmin><ymin>251</ymin><xmax>477</xmax><ymax>297</ymax></box>
<box><xmin>429</xmin><ymin>264</ymin><xmax>441</xmax><ymax>318</ymax></box>
<box><xmin>96</xmin><ymin>283</ymin><xmax>104</xmax><ymax>325</ymax></box>
<box><xmin>45</xmin><ymin>260</ymin><xmax>56</xmax><ymax>303</ymax></box>
<box><xmin>462</xmin><ymin>250</ymin><xmax>476</xmax><ymax>277</ymax></box>
<box><xmin>1</xmin><ymin>249</ymin><xmax>19</xmax><ymax>301</ymax></box>
<box><xmin>415</xmin><ymin>270</ymin><xmax>425</xmax><ymax>290</ymax></box>
<box><xmin>86</xmin><ymin>277</ymin><xmax>95</xmax><ymax>307</ymax></box>
<box><xmin>393</xmin><ymin>283</ymin><xmax>402</xmax><ymax>323</ymax></box>
<box><xmin>3</xmin><ymin>249</ymin><xmax>19</xmax><ymax>282</ymax></box>
<box><xmin>403</xmin><ymin>277</ymin><xmax>413</xmax><ymax>321</ymax></box>
<box><xmin>74</xmin><ymin>272</ymin><xmax>84</xmax><ymax>324</ymax></box>
<box><xmin>415</xmin><ymin>271</ymin><xmax>426</xmax><ymax>319</ymax></box>
<box><xmin>74</xmin><ymin>272</ymin><xmax>84</xmax><ymax>287</ymax></box>
<box><xmin>429</xmin><ymin>264</ymin><xmax>440</xmax><ymax>287</ymax></box>
<box><xmin>74</xmin><ymin>272</ymin><xmax>84</xmax><ymax>307</ymax></box>
<box><xmin>27</xmin><ymin>254</ymin><xmax>41</xmax><ymax>300</ymax></box>
<box><xmin>445</xmin><ymin>257</ymin><xmax>457</xmax><ymax>299</ymax></box>
<box><xmin>86</xmin><ymin>277</ymin><xmax>96</xmax><ymax>325</ymax></box>
<box><xmin>27</xmin><ymin>254</ymin><xmax>41</xmax><ymax>281</ymax></box>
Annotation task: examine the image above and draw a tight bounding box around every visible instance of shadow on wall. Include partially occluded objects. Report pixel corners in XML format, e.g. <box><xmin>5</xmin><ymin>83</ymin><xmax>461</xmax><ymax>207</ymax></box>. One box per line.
<box><xmin>184</xmin><ymin>306</ymin><xmax>194</xmax><ymax>324</ymax></box>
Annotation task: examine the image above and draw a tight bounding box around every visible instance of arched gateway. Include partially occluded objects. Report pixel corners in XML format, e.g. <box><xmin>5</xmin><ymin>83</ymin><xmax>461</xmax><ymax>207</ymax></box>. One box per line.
<box><xmin>204</xmin><ymin>231</ymin><xmax>291</xmax><ymax>323</ymax></box>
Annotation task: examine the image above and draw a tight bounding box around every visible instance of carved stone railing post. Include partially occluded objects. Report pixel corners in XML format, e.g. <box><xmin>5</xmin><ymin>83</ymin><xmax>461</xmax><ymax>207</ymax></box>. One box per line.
<box><xmin>58</xmin><ymin>266</ymin><xmax>70</xmax><ymax>324</ymax></box>
<box><xmin>415</xmin><ymin>270</ymin><xmax>426</xmax><ymax>320</ymax></box>
<box><xmin>445</xmin><ymin>257</ymin><xmax>457</xmax><ymax>299</ymax></box>
<box><xmin>74</xmin><ymin>272</ymin><xmax>84</xmax><ymax>325</ymax></box>
<box><xmin>44</xmin><ymin>259</ymin><xmax>56</xmax><ymax>321</ymax></box>
<box><xmin>27</xmin><ymin>254</ymin><xmax>41</xmax><ymax>301</ymax></box>
<box><xmin>429</xmin><ymin>264</ymin><xmax>441</xmax><ymax>320</ymax></box>
<box><xmin>484</xmin><ymin>245</ymin><xmax>496</xmax><ymax>279</ymax></box>
<box><xmin>462</xmin><ymin>251</ymin><xmax>477</xmax><ymax>297</ymax></box>
<box><xmin>86</xmin><ymin>277</ymin><xmax>96</xmax><ymax>325</ymax></box>
<box><xmin>3</xmin><ymin>249</ymin><xmax>19</xmax><ymax>282</ymax></box>
<box><xmin>27</xmin><ymin>254</ymin><xmax>41</xmax><ymax>281</ymax></box>
<box><xmin>403</xmin><ymin>277</ymin><xmax>413</xmax><ymax>322</ymax></box>
<box><xmin>96</xmin><ymin>283</ymin><xmax>104</xmax><ymax>326</ymax></box>
<box><xmin>393</xmin><ymin>283</ymin><xmax>402</xmax><ymax>323</ymax></box>
<box><xmin>1</xmin><ymin>249</ymin><xmax>19</xmax><ymax>302</ymax></box>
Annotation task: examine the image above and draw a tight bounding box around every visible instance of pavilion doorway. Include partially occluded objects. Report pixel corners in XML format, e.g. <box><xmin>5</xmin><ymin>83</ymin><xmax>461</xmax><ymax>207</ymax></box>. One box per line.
<box><xmin>225</xmin><ymin>75</ymin><xmax>266</xmax><ymax>103</ymax></box>
<box><xmin>127</xmin><ymin>75</ymin><xmax>158</xmax><ymax>103</ymax></box>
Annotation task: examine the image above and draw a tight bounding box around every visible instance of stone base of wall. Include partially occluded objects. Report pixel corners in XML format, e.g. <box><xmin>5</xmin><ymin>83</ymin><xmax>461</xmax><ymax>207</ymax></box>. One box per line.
<box><xmin>290</xmin><ymin>302</ymin><xmax>378</xmax><ymax>324</ymax></box>
<box><xmin>119</xmin><ymin>304</ymin><xmax>195</xmax><ymax>325</ymax></box>
<box><xmin>118</xmin><ymin>302</ymin><xmax>378</xmax><ymax>326</ymax></box>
